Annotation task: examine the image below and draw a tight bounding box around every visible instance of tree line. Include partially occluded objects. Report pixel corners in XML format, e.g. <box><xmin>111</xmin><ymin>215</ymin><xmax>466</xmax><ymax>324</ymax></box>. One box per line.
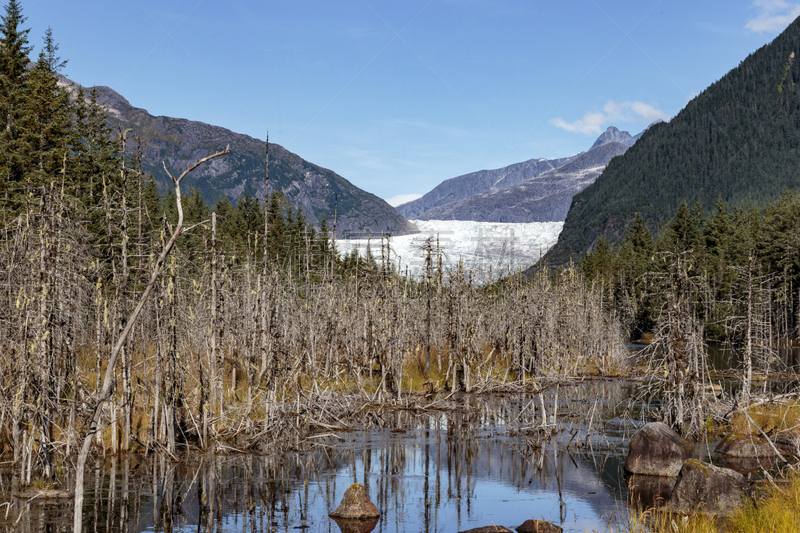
<box><xmin>581</xmin><ymin>194</ymin><xmax>800</xmax><ymax>345</ymax></box>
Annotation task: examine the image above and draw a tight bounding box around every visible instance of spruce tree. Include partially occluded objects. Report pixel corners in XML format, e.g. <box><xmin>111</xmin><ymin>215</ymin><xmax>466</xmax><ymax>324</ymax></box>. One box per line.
<box><xmin>0</xmin><ymin>0</ymin><xmax>31</xmax><ymax>211</ymax></box>
<box><xmin>17</xmin><ymin>28</ymin><xmax>75</xmax><ymax>203</ymax></box>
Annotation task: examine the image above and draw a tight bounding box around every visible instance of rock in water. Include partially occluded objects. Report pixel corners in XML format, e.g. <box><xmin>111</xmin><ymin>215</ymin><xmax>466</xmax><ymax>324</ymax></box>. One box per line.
<box><xmin>715</xmin><ymin>433</ymin><xmax>777</xmax><ymax>457</ymax></box>
<box><xmin>459</xmin><ymin>527</ymin><xmax>514</xmax><ymax>533</ymax></box>
<box><xmin>516</xmin><ymin>519</ymin><xmax>563</xmax><ymax>532</ymax></box>
<box><xmin>331</xmin><ymin>516</ymin><xmax>379</xmax><ymax>533</ymax></box>
<box><xmin>663</xmin><ymin>460</ymin><xmax>749</xmax><ymax>517</ymax></box>
<box><xmin>626</xmin><ymin>475</ymin><xmax>677</xmax><ymax>508</ymax></box>
<box><xmin>624</xmin><ymin>422</ymin><xmax>693</xmax><ymax>476</ymax></box>
<box><xmin>329</xmin><ymin>483</ymin><xmax>380</xmax><ymax>520</ymax></box>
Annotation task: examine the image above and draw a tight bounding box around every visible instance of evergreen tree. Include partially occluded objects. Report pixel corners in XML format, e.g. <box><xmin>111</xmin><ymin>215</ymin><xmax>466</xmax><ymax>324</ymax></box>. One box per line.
<box><xmin>581</xmin><ymin>236</ymin><xmax>614</xmax><ymax>283</ymax></box>
<box><xmin>73</xmin><ymin>86</ymin><xmax>119</xmax><ymax>222</ymax></box>
<box><xmin>265</xmin><ymin>190</ymin><xmax>286</xmax><ymax>261</ymax></box>
<box><xmin>0</xmin><ymin>0</ymin><xmax>32</xmax><ymax>210</ymax></box>
<box><xmin>667</xmin><ymin>200</ymin><xmax>703</xmax><ymax>252</ymax></box>
<box><xmin>16</xmin><ymin>28</ymin><xmax>75</xmax><ymax>203</ymax></box>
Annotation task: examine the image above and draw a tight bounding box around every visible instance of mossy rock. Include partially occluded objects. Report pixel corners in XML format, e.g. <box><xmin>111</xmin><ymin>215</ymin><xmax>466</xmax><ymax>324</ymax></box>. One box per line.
<box><xmin>716</xmin><ymin>433</ymin><xmax>776</xmax><ymax>458</ymax></box>
<box><xmin>329</xmin><ymin>483</ymin><xmax>380</xmax><ymax>520</ymax></box>
<box><xmin>663</xmin><ymin>460</ymin><xmax>749</xmax><ymax>517</ymax></box>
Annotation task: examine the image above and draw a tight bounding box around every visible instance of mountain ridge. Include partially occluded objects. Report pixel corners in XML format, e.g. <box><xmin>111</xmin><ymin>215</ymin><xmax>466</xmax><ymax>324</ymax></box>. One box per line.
<box><xmin>85</xmin><ymin>84</ymin><xmax>417</xmax><ymax>238</ymax></box>
<box><xmin>420</xmin><ymin>141</ymin><xmax>630</xmax><ymax>222</ymax></box>
<box><xmin>397</xmin><ymin>125</ymin><xmax>642</xmax><ymax>223</ymax></box>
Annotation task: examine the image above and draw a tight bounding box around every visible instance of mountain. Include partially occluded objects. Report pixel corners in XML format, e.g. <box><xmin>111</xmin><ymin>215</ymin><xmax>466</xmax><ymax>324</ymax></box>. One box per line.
<box><xmin>87</xmin><ymin>85</ymin><xmax>416</xmax><ymax>238</ymax></box>
<box><xmin>397</xmin><ymin>125</ymin><xmax>638</xmax><ymax>222</ymax></box>
<box><xmin>589</xmin><ymin>126</ymin><xmax>636</xmax><ymax>149</ymax></box>
<box><xmin>396</xmin><ymin>155</ymin><xmax>576</xmax><ymax>220</ymax></box>
<box><xmin>422</xmin><ymin>141</ymin><xmax>630</xmax><ymax>222</ymax></box>
<box><xmin>546</xmin><ymin>17</ymin><xmax>800</xmax><ymax>264</ymax></box>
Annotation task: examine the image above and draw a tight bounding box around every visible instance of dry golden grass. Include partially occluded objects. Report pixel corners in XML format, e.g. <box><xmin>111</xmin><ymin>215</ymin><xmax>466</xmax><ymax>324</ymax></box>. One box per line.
<box><xmin>621</xmin><ymin>475</ymin><xmax>800</xmax><ymax>533</ymax></box>
<box><xmin>731</xmin><ymin>402</ymin><xmax>800</xmax><ymax>435</ymax></box>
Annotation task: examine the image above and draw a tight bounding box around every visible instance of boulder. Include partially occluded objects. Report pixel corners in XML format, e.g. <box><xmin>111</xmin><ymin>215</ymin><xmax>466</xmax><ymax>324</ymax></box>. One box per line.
<box><xmin>626</xmin><ymin>474</ymin><xmax>676</xmax><ymax>508</ymax></box>
<box><xmin>663</xmin><ymin>460</ymin><xmax>749</xmax><ymax>517</ymax></box>
<box><xmin>329</xmin><ymin>483</ymin><xmax>380</xmax><ymax>520</ymax></box>
<box><xmin>624</xmin><ymin>422</ymin><xmax>693</xmax><ymax>477</ymax></box>
<box><xmin>718</xmin><ymin>454</ymin><xmax>777</xmax><ymax>473</ymax></box>
<box><xmin>775</xmin><ymin>433</ymin><xmax>800</xmax><ymax>457</ymax></box>
<box><xmin>715</xmin><ymin>433</ymin><xmax>776</xmax><ymax>458</ymax></box>
<box><xmin>331</xmin><ymin>516</ymin><xmax>379</xmax><ymax>533</ymax></box>
<box><xmin>516</xmin><ymin>519</ymin><xmax>563</xmax><ymax>532</ymax></box>
<box><xmin>459</xmin><ymin>527</ymin><xmax>513</xmax><ymax>533</ymax></box>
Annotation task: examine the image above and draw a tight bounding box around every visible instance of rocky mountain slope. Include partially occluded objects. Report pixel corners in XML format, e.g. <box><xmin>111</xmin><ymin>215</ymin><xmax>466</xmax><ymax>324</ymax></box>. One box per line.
<box><xmin>398</xmin><ymin>126</ymin><xmax>637</xmax><ymax>223</ymax></box>
<box><xmin>546</xmin><ymin>16</ymin><xmax>800</xmax><ymax>264</ymax></box>
<box><xmin>396</xmin><ymin>155</ymin><xmax>576</xmax><ymax>220</ymax></box>
<box><xmin>423</xmin><ymin>141</ymin><xmax>630</xmax><ymax>222</ymax></box>
<box><xmin>88</xmin><ymin>85</ymin><xmax>416</xmax><ymax>238</ymax></box>
<box><xmin>589</xmin><ymin>126</ymin><xmax>637</xmax><ymax>149</ymax></box>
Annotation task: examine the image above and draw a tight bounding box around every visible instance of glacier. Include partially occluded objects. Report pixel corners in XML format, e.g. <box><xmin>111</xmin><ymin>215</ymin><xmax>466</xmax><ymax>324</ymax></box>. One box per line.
<box><xmin>336</xmin><ymin>220</ymin><xmax>564</xmax><ymax>282</ymax></box>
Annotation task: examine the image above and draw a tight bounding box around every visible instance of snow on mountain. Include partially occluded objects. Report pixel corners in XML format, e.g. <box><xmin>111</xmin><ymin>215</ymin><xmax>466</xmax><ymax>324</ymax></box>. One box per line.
<box><xmin>337</xmin><ymin>220</ymin><xmax>563</xmax><ymax>282</ymax></box>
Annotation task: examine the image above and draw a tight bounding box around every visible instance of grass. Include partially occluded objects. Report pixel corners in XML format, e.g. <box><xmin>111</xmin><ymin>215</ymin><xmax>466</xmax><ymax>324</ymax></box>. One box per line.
<box><xmin>621</xmin><ymin>475</ymin><xmax>800</xmax><ymax>532</ymax></box>
<box><xmin>731</xmin><ymin>402</ymin><xmax>800</xmax><ymax>436</ymax></box>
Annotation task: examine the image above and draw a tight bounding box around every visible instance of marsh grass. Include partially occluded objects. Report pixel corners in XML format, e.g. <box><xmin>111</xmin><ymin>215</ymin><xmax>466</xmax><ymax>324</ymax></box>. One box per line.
<box><xmin>731</xmin><ymin>402</ymin><xmax>800</xmax><ymax>435</ymax></box>
<box><xmin>621</xmin><ymin>475</ymin><xmax>800</xmax><ymax>532</ymax></box>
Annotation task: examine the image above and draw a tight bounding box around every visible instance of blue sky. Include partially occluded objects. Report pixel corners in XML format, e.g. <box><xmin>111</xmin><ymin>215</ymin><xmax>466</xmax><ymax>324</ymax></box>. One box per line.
<box><xmin>18</xmin><ymin>0</ymin><xmax>800</xmax><ymax>205</ymax></box>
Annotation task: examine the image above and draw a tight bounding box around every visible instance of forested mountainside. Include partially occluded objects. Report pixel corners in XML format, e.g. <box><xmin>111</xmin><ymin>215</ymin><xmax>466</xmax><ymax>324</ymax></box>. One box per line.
<box><xmin>547</xmin><ymin>16</ymin><xmax>800</xmax><ymax>264</ymax></box>
<box><xmin>88</xmin><ymin>85</ymin><xmax>416</xmax><ymax>238</ymax></box>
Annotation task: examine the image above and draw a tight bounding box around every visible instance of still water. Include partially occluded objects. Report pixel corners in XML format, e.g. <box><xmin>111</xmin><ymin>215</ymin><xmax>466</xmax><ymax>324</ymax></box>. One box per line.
<box><xmin>3</xmin><ymin>382</ymin><xmax>653</xmax><ymax>533</ymax></box>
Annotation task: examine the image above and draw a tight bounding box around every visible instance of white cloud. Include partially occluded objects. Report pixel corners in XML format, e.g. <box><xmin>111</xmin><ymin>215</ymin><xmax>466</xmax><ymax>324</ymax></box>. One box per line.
<box><xmin>550</xmin><ymin>111</ymin><xmax>607</xmax><ymax>135</ymax></box>
<box><xmin>746</xmin><ymin>0</ymin><xmax>800</xmax><ymax>33</ymax></box>
<box><xmin>385</xmin><ymin>193</ymin><xmax>423</xmax><ymax>207</ymax></box>
<box><xmin>550</xmin><ymin>100</ymin><xmax>669</xmax><ymax>135</ymax></box>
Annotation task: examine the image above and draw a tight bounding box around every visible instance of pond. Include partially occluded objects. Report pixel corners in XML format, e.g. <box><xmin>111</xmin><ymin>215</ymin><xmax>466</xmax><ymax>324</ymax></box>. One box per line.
<box><xmin>3</xmin><ymin>377</ymin><xmax>770</xmax><ymax>533</ymax></box>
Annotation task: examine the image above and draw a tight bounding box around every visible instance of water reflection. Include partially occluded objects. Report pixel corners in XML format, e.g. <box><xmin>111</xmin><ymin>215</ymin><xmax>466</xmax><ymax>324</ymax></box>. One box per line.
<box><xmin>1</xmin><ymin>383</ymin><xmax>642</xmax><ymax>533</ymax></box>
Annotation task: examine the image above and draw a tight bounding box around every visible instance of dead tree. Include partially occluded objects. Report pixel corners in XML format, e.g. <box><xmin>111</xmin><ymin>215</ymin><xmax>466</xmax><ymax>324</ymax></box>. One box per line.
<box><xmin>73</xmin><ymin>146</ymin><xmax>228</xmax><ymax>533</ymax></box>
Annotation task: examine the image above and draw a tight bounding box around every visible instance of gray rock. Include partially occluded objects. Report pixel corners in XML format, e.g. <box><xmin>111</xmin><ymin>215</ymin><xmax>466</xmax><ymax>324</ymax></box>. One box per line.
<box><xmin>775</xmin><ymin>433</ymin><xmax>800</xmax><ymax>457</ymax></box>
<box><xmin>329</xmin><ymin>483</ymin><xmax>380</xmax><ymax>520</ymax></box>
<box><xmin>458</xmin><ymin>527</ymin><xmax>513</xmax><ymax>533</ymax></box>
<box><xmin>331</xmin><ymin>516</ymin><xmax>379</xmax><ymax>533</ymax></box>
<box><xmin>663</xmin><ymin>460</ymin><xmax>749</xmax><ymax>517</ymax></box>
<box><xmin>624</xmin><ymin>422</ymin><xmax>693</xmax><ymax>477</ymax></box>
<box><xmin>626</xmin><ymin>474</ymin><xmax>677</xmax><ymax>508</ymax></box>
<box><xmin>397</xmin><ymin>123</ymin><xmax>648</xmax><ymax>224</ymax></box>
<box><xmin>715</xmin><ymin>433</ymin><xmax>777</xmax><ymax>458</ymax></box>
<box><xmin>718</xmin><ymin>454</ymin><xmax>777</xmax><ymax>473</ymax></box>
<box><xmin>515</xmin><ymin>519</ymin><xmax>563</xmax><ymax>532</ymax></box>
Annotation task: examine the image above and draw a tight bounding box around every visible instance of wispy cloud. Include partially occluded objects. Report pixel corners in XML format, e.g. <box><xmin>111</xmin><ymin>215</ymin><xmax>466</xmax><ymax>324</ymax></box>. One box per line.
<box><xmin>746</xmin><ymin>0</ymin><xmax>800</xmax><ymax>33</ymax></box>
<box><xmin>550</xmin><ymin>100</ymin><xmax>669</xmax><ymax>135</ymax></box>
<box><xmin>385</xmin><ymin>193</ymin><xmax>423</xmax><ymax>206</ymax></box>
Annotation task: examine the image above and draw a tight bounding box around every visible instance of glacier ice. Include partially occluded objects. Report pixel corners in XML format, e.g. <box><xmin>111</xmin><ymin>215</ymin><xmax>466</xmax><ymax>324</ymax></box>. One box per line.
<box><xmin>336</xmin><ymin>220</ymin><xmax>563</xmax><ymax>282</ymax></box>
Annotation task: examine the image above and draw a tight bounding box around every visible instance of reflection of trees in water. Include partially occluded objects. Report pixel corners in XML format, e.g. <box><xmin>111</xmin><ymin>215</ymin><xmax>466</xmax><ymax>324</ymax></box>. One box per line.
<box><xmin>2</xmin><ymin>384</ymin><xmax>636</xmax><ymax>533</ymax></box>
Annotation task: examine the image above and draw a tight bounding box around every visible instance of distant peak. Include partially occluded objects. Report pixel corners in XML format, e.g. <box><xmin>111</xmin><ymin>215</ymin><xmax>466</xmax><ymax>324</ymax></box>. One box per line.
<box><xmin>590</xmin><ymin>125</ymin><xmax>634</xmax><ymax>150</ymax></box>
